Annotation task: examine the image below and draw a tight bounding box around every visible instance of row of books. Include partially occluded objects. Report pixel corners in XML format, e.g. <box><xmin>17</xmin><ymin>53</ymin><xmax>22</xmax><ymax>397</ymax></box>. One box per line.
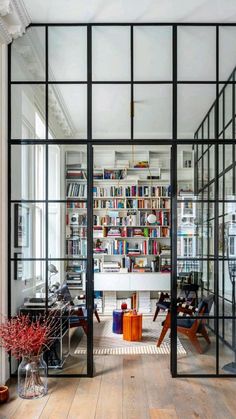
<box><xmin>66</xmin><ymin>239</ymin><xmax>87</xmax><ymax>257</ymax></box>
<box><xmin>104</xmin><ymin>169</ymin><xmax>125</xmax><ymax>180</ymax></box>
<box><xmin>125</xmin><ymin>185</ymin><xmax>170</xmax><ymax>198</ymax></box>
<box><xmin>93</xmin><ymin>186</ymin><xmax>123</xmax><ymax>197</ymax></box>
<box><xmin>98</xmin><ymin>240</ymin><xmax>161</xmax><ymax>256</ymax></box>
<box><xmin>92</xmin><ymin>185</ymin><xmax>171</xmax><ymax>198</ymax></box>
<box><xmin>93</xmin><ymin>213</ymin><xmax>139</xmax><ymax>226</ymax></box>
<box><xmin>127</xmin><ymin>199</ymin><xmax>165</xmax><ymax>210</ymax></box>
<box><xmin>93</xmin><ymin>226</ymin><xmax>170</xmax><ymax>238</ymax></box>
<box><xmin>66</xmin><ymin>169</ymin><xmax>87</xmax><ymax>179</ymax></box>
<box><xmin>93</xmin><ymin>199</ymin><xmax>170</xmax><ymax>210</ymax></box>
<box><xmin>66</xmin><ymin>202</ymin><xmax>87</xmax><ymax>209</ymax></box>
<box><xmin>66</xmin><ymin>183</ymin><xmax>87</xmax><ymax>198</ymax></box>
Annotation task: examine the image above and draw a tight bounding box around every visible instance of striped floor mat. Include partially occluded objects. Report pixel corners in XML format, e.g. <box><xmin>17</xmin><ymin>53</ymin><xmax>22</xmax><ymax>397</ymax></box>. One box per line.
<box><xmin>74</xmin><ymin>317</ymin><xmax>186</xmax><ymax>355</ymax></box>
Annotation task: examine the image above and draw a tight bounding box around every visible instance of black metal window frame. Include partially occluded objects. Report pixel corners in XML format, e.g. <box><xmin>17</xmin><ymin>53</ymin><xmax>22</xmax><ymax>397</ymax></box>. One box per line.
<box><xmin>8</xmin><ymin>22</ymin><xmax>236</xmax><ymax>379</ymax></box>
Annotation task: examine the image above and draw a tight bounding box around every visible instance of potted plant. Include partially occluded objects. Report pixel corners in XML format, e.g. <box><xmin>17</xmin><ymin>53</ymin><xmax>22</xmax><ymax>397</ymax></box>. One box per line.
<box><xmin>0</xmin><ymin>313</ymin><xmax>60</xmax><ymax>399</ymax></box>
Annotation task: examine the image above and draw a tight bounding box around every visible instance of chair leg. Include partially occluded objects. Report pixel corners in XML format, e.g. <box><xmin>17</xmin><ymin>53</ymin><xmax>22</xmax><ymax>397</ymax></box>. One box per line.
<box><xmin>153</xmin><ymin>306</ymin><xmax>160</xmax><ymax>322</ymax></box>
<box><xmin>94</xmin><ymin>309</ymin><xmax>100</xmax><ymax>323</ymax></box>
<box><xmin>157</xmin><ymin>321</ymin><xmax>169</xmax><ymax>347</ymax></box>
<box><xmin>189</xmin><ymin>334</ymin><xmax>203</xmax><ymax>354</ymax></box>
<box><xmin>201</xmin><ymin>325</ymin><xmax>211</xmax><ymax>344</ymax></box>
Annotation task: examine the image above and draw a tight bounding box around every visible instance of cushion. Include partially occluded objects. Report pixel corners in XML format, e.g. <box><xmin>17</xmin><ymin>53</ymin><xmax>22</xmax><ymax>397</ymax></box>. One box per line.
<box><xmin>177</xmin><ymin>318</ymin><xmax>194</xmax><ymax>328</ymax></box>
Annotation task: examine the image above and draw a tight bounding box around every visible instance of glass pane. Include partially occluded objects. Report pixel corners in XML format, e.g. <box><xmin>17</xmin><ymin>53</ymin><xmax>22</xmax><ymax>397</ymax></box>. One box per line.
<box><xmin>11</xmin><ymin>85</ymin><xmax>46</xmax><ymax>139</ymax></box>
<box><xmin>225</xmin><ymin>144</ymin><xmax>233</xmax><ymax>169</ymax></box>
<box><xmin>178</xmin><ymin>26</ymin><xmax>216</xmax><ymax>81</ymax></box>
<box><xmin>224</xmin><ymin>82</ymin><xmax>233</xmax><ymax>128</ymax></box>
<box><xmin>219</xmin><ymin>27</ymin><xmax>236</xmax><ymax>81</ymax></box>
<box><xmin>177</xmin><ymin>84</ymin><xmax>216</xmax><ymax>139</ymax></box>
<box><xmin>11</xmin><ymin>261</ymin><xmax>46</xmax><ymax>315</ymax></box>
<box><xmin>133</xmin><ymin>84</ymin><xmax>172</xmax><ymax>139</ymax></box>
<box><xmin>48</xmin><ymin>203</ymin><xmax>87</xmax><ymax>259</ymax></box>
<box><xmin>209</xmin><ymin>145</ymin><xmax>215</xmax><ymax>181</ymax></box>
<box><xmin>48</xmin><ymin>145</ymin><xmax>87</xmax><ymax>200</ymax></box>
<box><xmin>48</xmin><ymin>84</ymin><xmax>87</xmax><ymax>139</ymax></box>
<box><xmin>177</xmin><ymin>145</ymin><xmax>194</xmax><ymax>196</ymax></box>
<box><xmin>133</xmin><ymin>26</ymin><xmax>172</xmax><ymax>81</ymax></box>
<box><xmin>47</xmin><ymin>259</ymin><xmax>87</xmax><ymax>375</ymax></box>
<box><xmin>92</xmin><ymin>84</ymin><xmax>130</xmax><ymax>139</ymax></box>
<box><xmin>92</xmin><ymin>26</ymin><xmax>130</xmax><ymax>81</ymax></box>
<box><xmin>11</xmin><ymin>203</ymin><xmax>45</xmax><ymax>259</ymax></box>
<box><xmin>225</xmin><ymin>169</ymin><xmax>233</xmax><ymax>199</ymax></box>
<box><xmin>48</xmin><ymin>27</ymin><xmax>87</xmax><ymax>81</ymax></box>
<box><xmin>11</xmin><ymin>145</ymin><xmax>46</xmax><ymax>200</ymax></box>
<box><xmin>11</xmin><ymin>27</ymin><xmax>45</xmax><ymax>81</ymax></box>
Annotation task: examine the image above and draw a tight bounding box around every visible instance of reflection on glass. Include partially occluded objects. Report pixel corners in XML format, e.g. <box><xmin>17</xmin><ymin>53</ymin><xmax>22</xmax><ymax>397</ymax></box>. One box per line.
<box><xmin>11</xmin><ymin>145</ymin><xmax>46</xmax><ymax>200</ymax></box>
<box><xmin>178</xmin><ymin>26</ymin><xmax>216</xmax><ymax>81</ymax></box>
<box><xmin>48</xmin><ymin>203</ymin><xmax>87</xmax><ymax>259</ymax></box>
<box><xmin>49</xmin><ymin>27</ymin><xmax>87</xmax><ymax>81</ymax></box>
<box><xmin>133</xmin><ymin>84</ymin><xmax>172</xmax><ymax>139</ymax></box>
<box><xmin>47</xmin><ymin>259</ymin><xmax>87</xmax><ymax>375</ymax></box>
<box><xmin>48</xmin><ymin>85</ymin><xmax>87</xmax><ymax>139</ymax></box>
<box><xmin>92</xmin><ymin>84</ymin><xmax>130</xmax><ymax>139</ymax></box>
<box><xmin>133</xmin><ymin>26</ymin><xmax>172</xmax><ymax>81</ymax></box>
<box><xmin>11</xmin><ymin>85</ymin><xmax>46</xmax><ymax>139</ymax></box>
<box><xmin>11</xmin><ymin>261</ymin><xmax>46</xmax><ymax>316</ymax></box>
<box><xmin>48</xmin><ymin>145</ymin><xmax>87</xmax><ymax>200</ymax></box>
<box><xmin>92</xmin><ymin>26</ymin><xmax>130</xmax><ymax>81</ymax></box>
<box><xmin>11</xmin><ymin>203</ymin><xmax>45</xmax><ymax>259</ymax></box>
<box><xmin>11</xmin><ymin>27</ymin><xmax>45</xmax><ymax>81</ymax></box>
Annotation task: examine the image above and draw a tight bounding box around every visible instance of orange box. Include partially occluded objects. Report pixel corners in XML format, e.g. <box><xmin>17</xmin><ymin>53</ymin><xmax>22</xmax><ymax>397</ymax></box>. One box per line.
<box><xmin>123</xmin><ymin>313</ymin><xmax>142</xmax><ymax>341</ymax></box>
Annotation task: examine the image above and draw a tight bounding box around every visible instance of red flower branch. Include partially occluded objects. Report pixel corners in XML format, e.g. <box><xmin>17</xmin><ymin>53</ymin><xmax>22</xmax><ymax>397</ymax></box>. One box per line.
<box><xmin>0</xmin><ymin>313</ymin><xmax>63</xmax><ymax>359</ymax></box>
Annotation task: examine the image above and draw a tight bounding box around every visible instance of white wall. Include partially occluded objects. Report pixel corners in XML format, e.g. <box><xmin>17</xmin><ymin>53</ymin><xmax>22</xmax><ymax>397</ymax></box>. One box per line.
<box><xmin>0</xmin><ymin>44</ymin><xmax>9</xmax><ymax>384</ymax></box>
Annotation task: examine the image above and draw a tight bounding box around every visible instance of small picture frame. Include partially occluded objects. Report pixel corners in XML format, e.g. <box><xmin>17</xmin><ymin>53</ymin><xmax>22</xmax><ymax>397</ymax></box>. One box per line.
<box><xmin>14</xmin><ymin>204</ymin><xmax>29</xmax><ymax>248</ymax></box>
<box><xmin>14</xmin><ymin>252</ymin><xmax>23</xmax><ymax>280</ymax></box>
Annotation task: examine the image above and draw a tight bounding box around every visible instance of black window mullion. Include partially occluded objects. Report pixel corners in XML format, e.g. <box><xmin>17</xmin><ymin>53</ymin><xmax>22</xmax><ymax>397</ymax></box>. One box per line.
<box><xmin>171</xmin><ymin>24</ymin><xmax>177</xmax><ymax>378</ymax></box>
<box><xmin>131</xmin><ymin>25</ymin><xmax>134</xmax><ymax>140</ymax></box>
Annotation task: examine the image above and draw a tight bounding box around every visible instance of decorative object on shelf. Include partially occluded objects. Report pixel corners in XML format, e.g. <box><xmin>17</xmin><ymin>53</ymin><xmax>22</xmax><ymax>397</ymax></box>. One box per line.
<box><xmin>147</xmin><ymin>213</ymin><xmax>157</xmax><ymax>225</ymax></box>
<box><xmin>0</xmin><ymin>313</ymin><xmax>62</xmax><ymax>399</ymax></box>
<box><xmin>0</xmin><ymin>385</ymin><xmax>9</xmax><ymax>403</ymax></box>
<box><xmin>14</xmin><ymin>203</ymin><xmax>29</xmax><ymax>248</ymax></box>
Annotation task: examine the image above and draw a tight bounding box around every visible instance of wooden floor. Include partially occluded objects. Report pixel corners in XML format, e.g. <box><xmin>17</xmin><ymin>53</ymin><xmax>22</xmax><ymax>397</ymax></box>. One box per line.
<box><xmin>1</xmin><ymin>354</ymin><xmax>236</xmax><ymax>419</ymax></box>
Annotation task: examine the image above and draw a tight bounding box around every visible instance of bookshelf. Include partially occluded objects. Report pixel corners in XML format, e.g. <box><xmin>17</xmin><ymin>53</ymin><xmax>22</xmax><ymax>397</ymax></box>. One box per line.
<box><xmin>64</xmin><ymin>147</ymin><xmax>173</xmax><ymax>313</ymax></box>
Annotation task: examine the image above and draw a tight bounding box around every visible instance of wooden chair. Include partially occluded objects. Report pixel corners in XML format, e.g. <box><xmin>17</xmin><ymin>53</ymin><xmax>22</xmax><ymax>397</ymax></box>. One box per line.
<box><xmin>157</xmin><ymin>295</ymin><xmax>214</xmax><ymax>354</ymax></box>
<box><xmin>69</xmin><ymin>306</ymin><xmax>88</xmax><ymax>335</ymax></box>
<box><xmin>153</xmin><ymin>292</ymin><xmax>170</xmax><ymax>321</ymax></box>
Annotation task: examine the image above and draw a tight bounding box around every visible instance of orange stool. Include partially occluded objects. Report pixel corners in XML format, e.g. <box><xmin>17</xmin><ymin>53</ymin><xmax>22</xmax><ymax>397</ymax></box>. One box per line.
<box><xmin>123</xmin><ymin>313</ymin><xmax>142</xmax><ymax>341</ymax></box>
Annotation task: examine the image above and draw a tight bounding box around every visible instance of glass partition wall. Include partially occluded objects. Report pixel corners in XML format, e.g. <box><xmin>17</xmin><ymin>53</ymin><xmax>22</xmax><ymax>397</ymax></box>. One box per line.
<box><xmin>9</xmin><ymin>24</ymin><xmax>236</xmax><ymax>378</ymax></box>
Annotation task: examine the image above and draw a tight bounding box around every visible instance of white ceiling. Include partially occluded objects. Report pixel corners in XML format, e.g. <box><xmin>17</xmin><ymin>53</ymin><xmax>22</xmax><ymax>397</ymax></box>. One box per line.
<box><xmin>24</xmin><ymin>0</ymin><xmax>236</xmax><ymax>23</ymax></box>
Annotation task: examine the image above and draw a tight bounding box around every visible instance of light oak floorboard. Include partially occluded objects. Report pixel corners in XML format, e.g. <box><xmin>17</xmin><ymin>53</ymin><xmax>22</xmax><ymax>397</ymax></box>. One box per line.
<box><xmin>122</xmin><ymin>356</ymin><xmax>149</xmax><ymax>419</ymax></box>
<box><xmin>95</xmin><ymin>356</ymin><xmax>123</xmax><ymax>419</ymax></box>
<box><xmin>2</xmin><ymin>355</ymin><xmax>236</xmax><ymax>419</ymax></box>
<box><xmin>149</xmin><ymin>408</ymin><xmax>178</xmax><ymax>419</ymax></box>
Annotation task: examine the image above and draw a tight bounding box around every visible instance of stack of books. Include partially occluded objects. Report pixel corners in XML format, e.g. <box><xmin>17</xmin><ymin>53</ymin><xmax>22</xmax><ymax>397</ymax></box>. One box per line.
<box><xmin>102</xmin><ymin>261</ymin><xmax>120</xmax><ymax>273</ymax></box>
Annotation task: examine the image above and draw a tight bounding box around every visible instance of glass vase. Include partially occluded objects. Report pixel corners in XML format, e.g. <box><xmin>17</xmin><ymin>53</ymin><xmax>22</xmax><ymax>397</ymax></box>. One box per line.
<box><xmin>17</xmin><ymin>353</ymin><xmax>48</xmax><ymax>399</ymax></box>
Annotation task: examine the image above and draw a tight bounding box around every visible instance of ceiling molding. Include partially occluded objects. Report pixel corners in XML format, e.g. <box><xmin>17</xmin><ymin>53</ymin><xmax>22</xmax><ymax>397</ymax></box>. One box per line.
<box><xmin>0</xmin><ymin>0</ymin><xmax>31</xmax><ymax>44</ymax></box>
